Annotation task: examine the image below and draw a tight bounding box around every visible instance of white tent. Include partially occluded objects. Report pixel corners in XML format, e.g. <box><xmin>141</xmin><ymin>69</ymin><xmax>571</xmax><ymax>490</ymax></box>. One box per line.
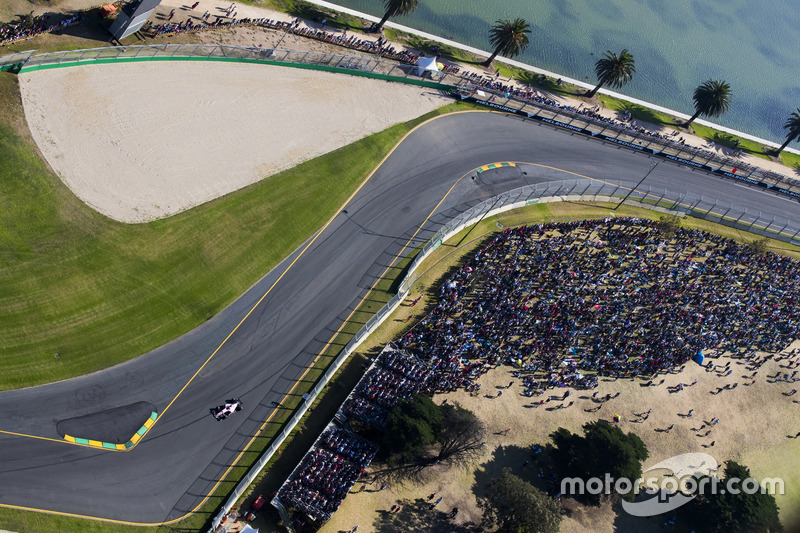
<box><xmin>415</xmin><ymin>55</ymin><xmax>440</xmax><ymax>76</ymax></box>
<box><xmin>240</xmin><ymin>525</ymin><xmax>259</xmax><ymax>533</ymax></box>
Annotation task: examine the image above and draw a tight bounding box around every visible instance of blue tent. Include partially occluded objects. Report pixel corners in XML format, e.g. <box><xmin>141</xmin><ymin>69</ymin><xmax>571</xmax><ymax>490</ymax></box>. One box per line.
<box><xmin>693</xmin><ymin>351</ymin><xmax>704</xmax><ymax>365</ymax></box>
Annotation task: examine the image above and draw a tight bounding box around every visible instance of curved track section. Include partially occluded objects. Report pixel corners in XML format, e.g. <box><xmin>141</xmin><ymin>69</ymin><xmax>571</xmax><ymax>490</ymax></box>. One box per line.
<box><xmin>0</xmin><ymin>110</ymin><xmax>797</xmax><ymax>523</ymax></box>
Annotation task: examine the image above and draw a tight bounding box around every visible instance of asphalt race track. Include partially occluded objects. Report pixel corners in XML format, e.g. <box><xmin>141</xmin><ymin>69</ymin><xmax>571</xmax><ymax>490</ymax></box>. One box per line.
<box><xmin>0</xmin><ymin>110</ymin><xmax>797</xmax><ymax>524</ymax></box>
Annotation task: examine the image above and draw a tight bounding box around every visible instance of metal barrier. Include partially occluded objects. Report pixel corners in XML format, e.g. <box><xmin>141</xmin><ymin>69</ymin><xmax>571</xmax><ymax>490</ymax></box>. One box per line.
<box><xmin>3</xmin><ymin>41</ymin><xmax>798</xmax><ymax>193</ymax></box>
<box><xmin>2</xmin><ymin>42</ymin><xmax>797</xmax><ymax>528</ymax></box>
<box><xmin>398</xmin><ymin>178</ymin><xmax>800</xmax><ymax>296</ymax></box>
<box><xmin>9</xmin><ymin>43</ymin><xmax>433</xmax><ymax>81</ymax></box>
<box><xmin>207</xmin><ymin>179</ymin><xmax>798</xmax><ymax>532</ymax></box>
<box><xmin>0</xmin><ymin>49</ymin><xmax>36</xmax><ymax>72</ymax></box>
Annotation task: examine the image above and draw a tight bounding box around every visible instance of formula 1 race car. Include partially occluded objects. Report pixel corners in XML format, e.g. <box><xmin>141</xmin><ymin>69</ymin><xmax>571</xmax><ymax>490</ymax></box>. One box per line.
<box><xmin>211</xmin><ymin>398</ymin><xmax>243</xmax><ymax>420</ymax></box>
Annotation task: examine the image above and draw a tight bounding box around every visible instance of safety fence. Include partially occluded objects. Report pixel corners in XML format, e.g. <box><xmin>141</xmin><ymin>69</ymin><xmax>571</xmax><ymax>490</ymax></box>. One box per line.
<box><xmin>453</xmin><ymin>94</ymin><xmax>800</xmax><ymax>199</ymax></box>
<box><xmin>5</xmin><ymin>43</ymin><xmax>450</xmax><ymax>89</ymax></box>
<box><xmin>3</xmin><ymin>42</ymin><xmax>797</xmax><ymax>197</ymax></box>
<box><xmin>398</xmin><ymin>178</ymin><xmax>800</xmax><ymax>298</ymax></box>
<box><xmin>0</xmin><ymin>49</ymin><xmax>35</xmax><ymax>71</ymax></box>
<box><xmin>208</xmin><ymin>178</ymin><xmax>798</xmax><ymax>532</ymax></box>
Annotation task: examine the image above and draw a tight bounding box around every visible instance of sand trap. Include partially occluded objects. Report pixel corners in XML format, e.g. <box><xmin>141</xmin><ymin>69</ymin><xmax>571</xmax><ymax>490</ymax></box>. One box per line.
<box><xmin>19</xmin><ymin>61</ymin><xmax>450</xmax><ymax>222</ymax></box>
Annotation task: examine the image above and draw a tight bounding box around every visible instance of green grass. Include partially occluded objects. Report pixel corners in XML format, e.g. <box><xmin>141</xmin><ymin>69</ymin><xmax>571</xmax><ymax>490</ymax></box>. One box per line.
<box><xmin>690</xmin><ymin>123</ymin><xmax>774</xmax><ymax>161</ymax></box>
<box><xmin>0</xmin><ymin>71</ymin><xmax>479</xmax><ymax>391</ymax></box>
<box><xmin>596</xmin><ymin>93</ymin><xmax>680</xmax><ymax>130</ymax></box>
<box><xmin>258</xmin><ymin>0</ymin><xmax>367</xmax><ymax>33</ymax></box>
<box><xmin>742</xmin><ymin>437</ymin><xmax>800</xmax><ymax>531</ymax></box>
<box><xmin>514</xmin><ymin>70</ymin><xmax>587</xmax><ymax>99</ymax></box>
<box><xmin>779</xmin><ymin>149</ymin><xmax>800</xmax><ymax>172</ymax></box>
<box><xmin>399</xmin><ymin>35</ymin><xmax>485</xmax><ymax>66</ymax></box>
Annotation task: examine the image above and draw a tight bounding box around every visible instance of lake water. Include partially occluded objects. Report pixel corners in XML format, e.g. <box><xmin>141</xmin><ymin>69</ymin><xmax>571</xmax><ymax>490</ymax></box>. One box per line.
<box><xmin>328</xmin><ymin>0</ymin><xmax>800</xmax><ymax>144</ymax></box>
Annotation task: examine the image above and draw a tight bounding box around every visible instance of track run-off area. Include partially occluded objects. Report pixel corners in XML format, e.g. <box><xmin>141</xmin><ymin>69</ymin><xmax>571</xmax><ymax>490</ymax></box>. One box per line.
<box><xmin>0</xmin><ymin>91</ymin><xmax>798</xmax><ymax>525</ymax></box>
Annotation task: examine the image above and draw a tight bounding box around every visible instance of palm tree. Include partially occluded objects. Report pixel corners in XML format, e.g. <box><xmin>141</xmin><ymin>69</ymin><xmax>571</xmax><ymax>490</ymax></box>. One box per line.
<box><xmin>585</xmin><ymin>49</ymin><xmax>635</xmax><ymax>98</ymax></box>
<box><xmin>773</xmin><ymin>109</ymin><xmax>800</xmax><ymax>155</ymax></box>
<box><xmin>483</xmin><ymin>18</ymin><xmax>531</xmax><ymax>66</ymax></box>
<box><xmin>373</xmin><ymin>0</ymin><xmax>419</xmax><ymax>32</ymax></box>
<box><xmin>684</xmin><ymin>79</ymin><xmax>732</xmax><ymax>127</ymax></box>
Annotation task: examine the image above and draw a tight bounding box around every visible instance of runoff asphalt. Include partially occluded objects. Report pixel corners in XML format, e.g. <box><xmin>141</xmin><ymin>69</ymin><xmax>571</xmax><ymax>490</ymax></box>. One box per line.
<box><xmin>0</xmin><ymin>110</ymin><xmax>797</xmax><ymax>523</ymax></box>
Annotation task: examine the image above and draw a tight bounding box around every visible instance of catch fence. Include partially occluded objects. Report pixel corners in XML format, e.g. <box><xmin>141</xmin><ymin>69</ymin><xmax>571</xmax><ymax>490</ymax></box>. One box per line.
<box><xmin>208</xmin><ymin>178</ymin><xmax>799</xmax><ymax>532</ymax></box>
<box><xmin>3</xmin><ymin>43</ymin><xmax>451</xmax><ymax>91</ymax></box>
<box><xmin>2</xmin><ymin>42</ymin><xmax>797</xmax><ymax>196</ymax></box>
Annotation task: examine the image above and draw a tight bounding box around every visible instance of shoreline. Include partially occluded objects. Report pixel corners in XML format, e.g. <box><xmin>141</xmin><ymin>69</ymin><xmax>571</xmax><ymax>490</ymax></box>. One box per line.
<box><xmin>2</xmin><ymin>0</ymin><xmax>798</xmax><ymax>159</ymax></box>
<box><xmin>2</xmin><ymin>0</ymin><xmax>799</xmax><ymax>215</ymax></box>
<box><xmin>302</xmin><ymin>0</ymin><xmax>799</xmax><ymax>156</ymax></box>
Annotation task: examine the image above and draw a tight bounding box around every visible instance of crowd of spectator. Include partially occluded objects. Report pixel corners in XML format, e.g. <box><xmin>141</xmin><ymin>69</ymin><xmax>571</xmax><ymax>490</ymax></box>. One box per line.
<box><xmin>147</xmin><ymin>15</ymin><xmax>265</xmax><ymax>37</ymax></box>
<box><xmin>337</xmin><ymin>217</ymin><xmax>799</xmax><ymax>431</ymax></box>
<box><xmin>281</xmin><ymin>218</ymin><xmax>798</xmax><ymax>524</ymax></box>
<box><xmin>0</xmin><ymin>12</ymin><xmax>82</xmax><ymax>47</ymax></box>
<box><xmin>395</xmin><ymin>218</ymin><xmax>798</xmax><ymax>386</ymax></box>
<box><xmin>146</xmin><ymin>17</ymin><xmax>421</xmax><ymax>64</ymax></box>
<box><xmin>278</xmin><ymin>425</ymin><xmax>377</xmax><ymax>522</ymax></box>
<box><xmin>461</xmin><ymin>74</ymin><xmax>777</xmax><ymax>175</ymax></box>
<box><xmin>340</xmin><ymin>348</ymin><xmax>430</xmax><ymax>428</ymax></box>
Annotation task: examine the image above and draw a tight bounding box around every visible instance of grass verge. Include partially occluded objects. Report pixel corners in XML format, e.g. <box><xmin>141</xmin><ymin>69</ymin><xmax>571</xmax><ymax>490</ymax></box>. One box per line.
<box><xmin>691</xmin><ymin>122</ymin><xmax>774</xmax><ymax>161</ymax></box>
<box><xmin>0</xmin><ymin>71</ymin><xmax>482</xmax><ymax>391</ymax></box>
<box><xmin>4</xmin><ymin>197</ymin><xmax>797</xmax><ymax>533</ymax></box>
<box><xmin>780</xmin><ymin>150</ymin><xmax>800</xmax><ymax>172</ymax></box>
<box><xmin>596</xmin><ymin>93</ymin><xmax>680</xmax><ymax>130</ymax></box>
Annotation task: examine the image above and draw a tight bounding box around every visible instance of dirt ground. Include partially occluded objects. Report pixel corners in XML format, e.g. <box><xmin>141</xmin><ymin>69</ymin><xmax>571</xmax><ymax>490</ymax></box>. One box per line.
<box><xmin>3</xmin><ymin>2</ymin><xmax>800</xmax><ymax>532</ymax></box>
<box><xmin>18</xmin><ymin>61</ymin><xmax>450</xmax><ymax>221</ymax></box>
<box><xmin>4</xmin><ymin>0</ymin><xmax>799</xmax><ymax>223</ymax></box>
<box><xmin>319</xmin><ymin>340</ymin><xmax>800</xmax><ymax>533</ymax></box>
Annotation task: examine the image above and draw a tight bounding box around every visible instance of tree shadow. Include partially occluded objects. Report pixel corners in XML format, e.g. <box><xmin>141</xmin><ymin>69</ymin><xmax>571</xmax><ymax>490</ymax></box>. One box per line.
<box><xmin>703</xmin><ymin>131</ymin><xmax>745</xmax><ymax>152</ymax></box>
<box><xmin>517</xmin><ymin>71</ymin><xmax>584</xmax><ymax>98</ymax></box>
<box><xmin>471</xmin><ymin>444</ymin><xmax>547</xmax><ymax>501</ymax></box>
<box><xmin>610</xmin><ymin>499</ymin><xmax>672</xmax><ymax>532</ymax></box>
<box><xmin>371</xmin><ymin>496</ymin><xmax>482</xmax><ymax>532</ymax></box>
<box><xmin>698</xmin><ymin>131</ymin><xmax>773</xmax><ymax>159</ymax></box>
<box><xmin>613</xmin><ymin>101</ymin><xmax>676</xmax><ymax>129</ymax></box>
<box><xmin>52</xmin><ymin>8</ymin><xmax>119</xmax><ymax>45</ymax></box>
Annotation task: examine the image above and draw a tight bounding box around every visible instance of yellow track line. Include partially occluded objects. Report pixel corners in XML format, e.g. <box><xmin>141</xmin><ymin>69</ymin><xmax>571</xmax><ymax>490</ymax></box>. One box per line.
<box><xmin>0</xmin><ymin>108</ymin><xmax>761</xmax><ymax>523</ymax></box>
<box><xmin>0</xmin><ymin>429</ymin><xmax>65</xmax><ymax>445</ymax></box>
<box><xmin>0</xmin><ymin>110</ymin><xmax>462</xmax><ymax>525</ymax></box>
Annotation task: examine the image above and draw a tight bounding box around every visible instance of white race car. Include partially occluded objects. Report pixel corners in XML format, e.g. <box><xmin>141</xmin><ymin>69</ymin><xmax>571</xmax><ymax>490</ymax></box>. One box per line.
<box><xmin>211</xmin><ymin>398</ymin><xmax>243</xmax><ymax>420</ymax></box>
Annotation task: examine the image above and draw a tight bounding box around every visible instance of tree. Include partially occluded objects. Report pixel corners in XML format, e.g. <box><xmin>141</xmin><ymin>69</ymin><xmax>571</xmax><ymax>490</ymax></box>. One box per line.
<box><xmin>375</xmin><ymin>396</ymin><xmax>485</xmax><ymax>482</ymax></box>
<box><xmin>655</xmin><ymin>214</ymin><xmax>681</xmax><ymax>240</ymax></box>
<box><xmin>373</xmin><ymin>0</ymin><xmax>418</xmax><ymax>33</ymax></box>
<box><xmin>478</xmin><ymin>468</ymin><xmax>561</xmax><ymax>533</ymax></box>
<box><xmin>483</xmin><ymin>18</ymin><xmax>531</xmax><ymax>66</ymax></box>
<box><xmin>551</xmin><ymin>421</ymin><xmax>649</xmax><ymax>504</ymax></box>
<box><xmin>380</xmin><ymin>393</ymin><xmax>442</xmax><ymax>463</ymax></box>
<box><xmin>685</xmin><ymin>79</ymin><xmax>732</xmax><ymax>127</ymax></box>
<box><xmin>682</xmin><ymin>460</ymin><xmax>782</xmax><ymax>532</ymax></box>
<box><xmin>585</xmin><ymin>49</ymin><xmax>635</xmax><ymax>98</ymax></box>
<box><xmin>773</xmin><ymin>108</ymin><xmax>800</xmax><ymax>155</ymax></box>
<box><xmin>435</xmin><ymin>402</ymin><xmax>486</xmax><ymax>466</ymax></box>
<box><xmin>747</xmin><ymin>237</ymin><xmax>769</xmax><ymax>256</ymax></box>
